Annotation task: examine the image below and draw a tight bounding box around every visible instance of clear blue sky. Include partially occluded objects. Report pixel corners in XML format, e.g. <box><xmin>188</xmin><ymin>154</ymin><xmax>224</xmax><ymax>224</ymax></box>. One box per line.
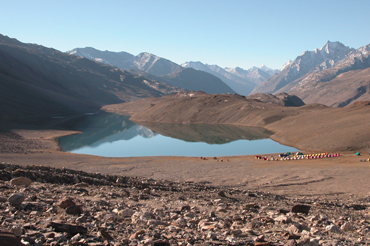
<box><xmin>1</xmin><ymin>0</ymin><xmax>369</xmax><ymax>70</ymax></box>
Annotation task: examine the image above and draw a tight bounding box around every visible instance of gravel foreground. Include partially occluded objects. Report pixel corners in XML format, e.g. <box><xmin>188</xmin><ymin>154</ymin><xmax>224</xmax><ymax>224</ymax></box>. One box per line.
<box><xmin>0</xmin><ymin>163</ymin><xmax>370</xmax><ymax>246</ymax></box>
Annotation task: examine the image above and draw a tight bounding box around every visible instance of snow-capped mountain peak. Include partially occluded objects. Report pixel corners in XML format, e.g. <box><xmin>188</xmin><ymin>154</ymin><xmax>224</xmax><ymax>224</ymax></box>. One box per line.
<box><xmin>259</xmin><ymin>65</ymin><xmax>279</xmax><ymax>75</ymax></box>
<box><xmin>182</xmin><ymin>61</ymin><xmax>209</xmax><ymax>70</ymax></box>
<box><xmin>281</xmin><ymin>60</ymin><xmax>293</xmax><ymax>70</ymax></box>
<box><xmin>182</xmin><ymin>62</ymin><xmax>279</xmax><ymax>95</ymax></box>
<box><xmin>252</xmin><ymin>41</ymin><xmax>356</xmax><ymax>95</ymax></box>
<box><xmin>355</xmin><ymin>43</ymin><xmax>370</xmax><ymax>56</ymax></box>
<box><xmin>319</xmin><ymin>41</ymin><xmax>345</xmax><ymax>54</ymax></box>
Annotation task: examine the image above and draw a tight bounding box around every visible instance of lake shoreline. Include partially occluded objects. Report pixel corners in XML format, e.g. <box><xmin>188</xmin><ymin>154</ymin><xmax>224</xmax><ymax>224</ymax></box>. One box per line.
<box><xmin>0</xmin><ymin>126</ymin><xmax>369</xmax><ymax>199</ymax></box>
<box><xmin>57</xmin><ymin>113</ymin><xmax>299</xmax><ymax>157</ymax></box>
<box><xmin>103</xmin><ymin>93</ymin><xmax>370</xmax><ymax>153</ymax></box>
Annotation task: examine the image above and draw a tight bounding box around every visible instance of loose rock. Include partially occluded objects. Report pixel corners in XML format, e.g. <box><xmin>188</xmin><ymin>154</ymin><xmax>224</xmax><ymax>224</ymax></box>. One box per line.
<box><xmin>57</xmin><ymin>197</ymin><xmax>76</xmax><ymax>209</ymax></box>
<box><xmin>8</xmin><ymin>193</ymin><xmax>25</xmax><ymax>206</ymax></box>
<box><xmin>0</xmin><ymin>163</ymin><xmax>368</xmax><ymax>245</ymax></box>
<box><xmin>291</xmin><ymin>204</ymin><xmax>311</xmax><ymax>214</ymax></box>
<box><xmin>0</xmin><ymin>230</ymin><xmax>23</xmax><ymax>246</ymax></box>
<box><xmin>65</xmin><ymin>205</ymin><xmax>83</xmax><ymax>215</ymax></box>
<box><xmin>10</xmin><ymin>177</ymin><xmax>32</xmax><ymax>186</ymax></box>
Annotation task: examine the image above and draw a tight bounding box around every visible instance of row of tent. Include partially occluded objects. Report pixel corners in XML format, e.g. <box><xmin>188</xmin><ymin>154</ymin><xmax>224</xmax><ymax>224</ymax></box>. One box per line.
<box><xmin>255</xmin><ymin>152</ymin><xmax>340</xmax><ymax>161</ymax></box>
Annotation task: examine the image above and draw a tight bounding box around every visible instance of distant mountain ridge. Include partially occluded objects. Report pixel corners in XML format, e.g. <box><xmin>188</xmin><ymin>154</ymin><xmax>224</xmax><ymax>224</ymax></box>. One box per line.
<box><xmin>3</xmin><ymin>32</ymin><xmax>370</xmax><ymax>121</ymax></box>
<box><xmin>68</xmin><ymin>47</ymin><xmax>182</xmax><ymax>76</ymax></box>
<box><xmin>0</xmin><ymin>34</ymin><xmax>183</xmax><ymax>121</ymax></box>
<box><xmin>279</xmin><ymin>43</ymin><xmax>370</xmax><ymax>106</ymax></box>
<box><xmin>68</xmin><ymin>47</ymin><xmax>235</xmax><ymax>94</ymax></box>
<box><xmin>127</xmin><ymin>68</ymin><xmax>236</xmax><ymax>94</ymax></box>
<box><xmin>252</xmin><ymin>41</ymin><xmax>355</xmax><ymax>94</ymax></box>
<box><xmin>68</xmin><ymin>47</ymin><xmax>279</xmax><ymax>96</ymax></box>
<box><xmin>251</xmin><ymin>41</ymin><xmax>370</xmax><ymax>106</ymax></box>
<box><xmin>181</xmin><ymin>62</ymin><xmax>279</xmax><ymax>95</ymax></box>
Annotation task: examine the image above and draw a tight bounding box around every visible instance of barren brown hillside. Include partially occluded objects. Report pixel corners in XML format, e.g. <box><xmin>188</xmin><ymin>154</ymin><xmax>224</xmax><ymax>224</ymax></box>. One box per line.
<box><xmin>0</xmin><ymin>34</ymin><xmax>182</xmax><ymax>121</ymax></box>
<box><xmin>103</xmin><ymin>92</ymin><xmax>370</xmax><ymax>153</ymax></box>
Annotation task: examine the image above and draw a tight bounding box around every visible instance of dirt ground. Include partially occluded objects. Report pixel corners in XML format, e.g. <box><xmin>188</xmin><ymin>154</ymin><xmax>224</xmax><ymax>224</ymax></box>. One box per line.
<box><xmin>0</xmin><ymin>128</ymin><xmax>369</xmax><ymax>200</ymax></box>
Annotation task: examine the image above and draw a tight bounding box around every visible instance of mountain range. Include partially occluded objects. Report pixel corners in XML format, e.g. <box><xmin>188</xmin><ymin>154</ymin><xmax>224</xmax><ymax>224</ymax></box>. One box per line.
<box><xmin>181</xmin><ymin>62</ymin><xmax>278</xmax><ymax>95</ymax></box>
<box><xmin>68</xmin><ymin>47</ymin><xmax>278</xmax><ymax>96</ymax></box>
<box><xmin>1</xmin><ymin>31</ymin><xmax>370</xmax><ymax>124</ymax></box>
<box><xmin>253</xmin><ymin>41</ymin><xmax>370</xmax><ymax>106</ymax></box>
<box><xmin>68</xmin><ymin>41</ymin><xmax>370</xmax><ymax>107</ymax></box>
<box><xmin>68</xmin><ymin>47</ymin><xmax>182</xmax><ymax>76</ymax></box>
<box><xmin>0</xmin><ymin>34</ymin><xmax>183</xmax><ymax>121</ymax></box>
<box><xmin>68</xmin><ymin>48</ymin><xmax>236</xmax><ymax>95</ymax></box>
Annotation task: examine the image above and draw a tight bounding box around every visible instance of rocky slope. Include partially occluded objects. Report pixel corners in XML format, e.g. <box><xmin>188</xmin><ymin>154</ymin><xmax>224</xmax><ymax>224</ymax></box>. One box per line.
<box><xmin>252</xmin><ymin>41</ymin><xmax>355</xmax><ymax>95</ymax></box>
<box><xmin>68</xmin><ymin>48</ymin><xmax>236</xmax><ymax>94</ymax></box>
<box><xmin>68</xmin><ymin>48</ymin><xmax>182</xmax><ymax>76</ymax></box>
<box><xmin>181</xmin><ymin>62</ymin><xmax>280</xmax><ymax>96</ymax></box>
<box><xmin>103</xmin><ymin>92</ymin><xmax>370</xmax><ymax>152</ymax></box>
<box><xmin>251</xmin><ymin>41</ymin><xmax>370</xmax><ymax>107</ymax></box>
<box><xmin>157</xmin><ymin>68</ymin><xmax>236</xmax><ymax>94</ymax></box>
<box><xmin>276</xmin><ymin>44</ymin><xmax>370</xmax><ymax>107</ymax></box>
<box><xmin>182</xmin><ymin>62</ymin><xmax>262</xmax><ymax>95</ymax></box>
<box><xmin>0</xmin><ymin>163</ymin><xmax>369</xmax><ymax>245</ymax></box>
<box><xmin>0</xmin><ymin>34</ymin><xmax>182</xmax><ymax>122</ymax></box>
<box><xmin>245</xmin><ymin>93</ymin><xmax>305</xmax><ymax>107</ymax></box>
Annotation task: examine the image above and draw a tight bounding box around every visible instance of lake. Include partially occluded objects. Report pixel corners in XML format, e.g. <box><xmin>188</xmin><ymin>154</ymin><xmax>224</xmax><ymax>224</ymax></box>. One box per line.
<box><xmin>58</xmin><ymin>112</ymin><xmax>298</xmax><ymax>157</ymax></box>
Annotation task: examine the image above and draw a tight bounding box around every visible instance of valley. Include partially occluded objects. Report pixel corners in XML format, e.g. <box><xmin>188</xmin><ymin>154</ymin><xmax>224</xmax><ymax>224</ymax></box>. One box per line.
<box><xmin>0</xmin><ymin>33</ymin><xmax>370</xmax><ymax>246</ymax></box>
<box><xmin>2</xmin><ymin>3</ymin><xmax>370</xmax><ymax>244</ymax></box>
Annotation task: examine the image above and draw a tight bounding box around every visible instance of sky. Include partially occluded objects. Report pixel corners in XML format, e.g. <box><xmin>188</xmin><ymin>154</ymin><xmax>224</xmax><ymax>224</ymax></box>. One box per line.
<box><xmin>1</xmin><ymin>0</ymin><xmax>370</xmax><ymax>70</ymax></box>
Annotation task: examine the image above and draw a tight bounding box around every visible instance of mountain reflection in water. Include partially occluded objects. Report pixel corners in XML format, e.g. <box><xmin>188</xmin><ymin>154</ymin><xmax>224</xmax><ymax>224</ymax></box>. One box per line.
<box><xmin>58</xmin><ymin>112</ymin><xmax>298</xmax><ymax>157</ymax></box>
<box><xmin>138</xmin><ymin>122</ymin><xmax>273</xmax><ymax>144</ymax></box>
<box><xmin>58</xmin><ymin>113</ymin><xmax>156</xmax><ymax>152</ymax></box>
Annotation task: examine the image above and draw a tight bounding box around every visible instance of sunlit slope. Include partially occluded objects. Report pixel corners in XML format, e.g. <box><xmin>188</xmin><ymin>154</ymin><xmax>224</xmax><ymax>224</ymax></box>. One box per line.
<box><xmin>103</xmin><ymin>92</ymin><xmax>370</xmax><ymax>152</ymax></box>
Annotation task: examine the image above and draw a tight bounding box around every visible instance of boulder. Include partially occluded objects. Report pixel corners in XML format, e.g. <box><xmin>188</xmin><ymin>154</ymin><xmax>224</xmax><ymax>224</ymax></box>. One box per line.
<box><xmin>57</xmin><ymin>197</ymin><xmax>76</xmax><ymax>209</ymax></box>
<box><xmin>119</xmin><ymin>208</ymin><xmax>135</xmax><ymax>217</ymax></box>
<box><xmin>98</xmin><ymin>228</ymin><xmax>113</xmax><ymax>240</ymax></box>
<box><xmin>10</xmin><ymin>177</ymin><xmax>32</xmax><ymax>186</ymax></box>
<box><xmin>341</xmin><ymin>222</ymin><xmax>354</xmax><ymax>231</ymax></box>
<box><xmin>0</xmin><ymin>230</ymin><xmax>23</xmax><ymax>246</ymax></box>
<box><xmin>326</xmin><ymin>224</ymin><xmax>341</xmax><ymax>233</ymax></box>
<box><xmin>8</xmin><ymin>193</ymin><xmax>26</xmax><ymax>206</ymax></box>
<box><xmin>48</xmin><ymin>222</ymin><xmax>87</xmax><ymax>235</ymax></box>
<box><xmin>74</xmin><ymin>182</ymin><xmax>89</xmax><ymax>188</ymax></box>
<box><xmin>11</xmin><ymin>226</ymin><xmax>22</xmax><ymax>237</ymax></box>
<box><xmin>65</xmin><ymin>205</ymin><xmax>83</xmax><ymax>215</ymax></box>
<box><xmin>291</xmin><ymin>204</ymin><xmax>311</xmax><ymax>214</ymax></box>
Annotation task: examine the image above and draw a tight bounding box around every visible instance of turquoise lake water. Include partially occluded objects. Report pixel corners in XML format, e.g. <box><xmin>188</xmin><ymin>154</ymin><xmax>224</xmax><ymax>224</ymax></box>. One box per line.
<box><xmin>58</xmin><ymin>112</ymin><xmax>298</xmax><ymax>157</ymax></box>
